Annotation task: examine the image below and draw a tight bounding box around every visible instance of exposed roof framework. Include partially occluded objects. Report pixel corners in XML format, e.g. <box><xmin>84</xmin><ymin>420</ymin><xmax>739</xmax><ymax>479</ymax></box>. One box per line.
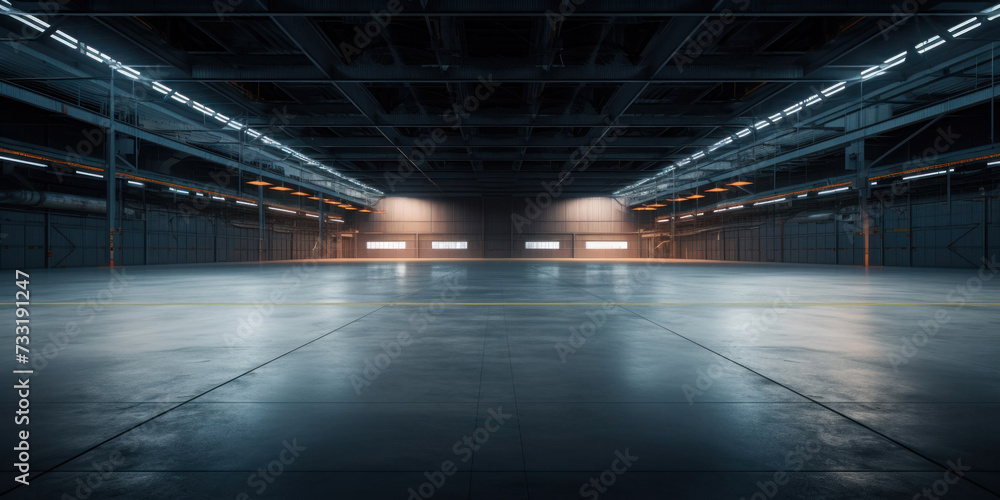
<box><xmin>2</xmin><ymin>0</ymin><xmax>1000</xmax><ymax>199</ymax></box>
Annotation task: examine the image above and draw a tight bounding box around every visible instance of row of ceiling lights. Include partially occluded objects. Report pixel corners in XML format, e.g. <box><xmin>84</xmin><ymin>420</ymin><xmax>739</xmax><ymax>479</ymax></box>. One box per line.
<box><xmin>616</xmin><ymin>3</ymin><xmax>1000</xmax><ymax>200</ymax></box>
<box><xmin>0</xmin><ymin>0</ymin><xmax>384</xmax><ymax>197</ymax></box>
<box><xmin>654</xmin><ymin>155</ymin><xmax>1000</xmax><ymax>221</ymax></box>
<box><xmin>631</xmin><ymin>180</ymin><xmax>753</xmax><ymax>210</ymax></box>
<box><xmin>0</xmin><ymin>147</ymin><xmax>368</xmax><ymax>221</ymax></box>
<box><xmin>244</xmin><ymin>179</ymin><xmax>384</xmax><ymax>213</ymax></box>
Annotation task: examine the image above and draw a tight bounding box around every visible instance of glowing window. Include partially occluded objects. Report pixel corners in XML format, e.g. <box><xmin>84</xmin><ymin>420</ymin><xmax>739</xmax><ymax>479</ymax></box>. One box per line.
<box><xmin>367</xmin><ymin>241</ymin><xmax>406</xmax><ymax>250</ymax></box>
<box><xmin>586</xmin><ymin>241</ymin><xmax>628</xmax><ymax>249</ymax></box>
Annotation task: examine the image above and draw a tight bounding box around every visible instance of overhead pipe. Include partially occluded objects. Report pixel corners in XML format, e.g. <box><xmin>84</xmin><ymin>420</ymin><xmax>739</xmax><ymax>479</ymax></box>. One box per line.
<box><xmin>0</xmin><ymin>191</ymin><xmax>135</xmax><ymax>216</ymax></box>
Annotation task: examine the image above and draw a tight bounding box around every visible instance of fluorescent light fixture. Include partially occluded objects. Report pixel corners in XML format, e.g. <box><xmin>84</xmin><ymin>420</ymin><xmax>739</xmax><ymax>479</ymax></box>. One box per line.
<box><xmin>116</xmin><ymin>65</ymin><xmax>140</xmax><ymax>79</ymax></box>
<box><xmin>798</xmin><ymin>193</ymin><xmax>808</xmax><ymax>198</ymax></box>
<box><xmin>225</xmin><ymin>122</ymin><xmax>242</xmax><ymax>130</ymax></box>
<box><xmin>916</xmin><ymin>35</ymin><xmax>946</xmax><ymax>54</ymax></box>
<box><xmin>214</xmin><ymin>113</ymin><xmax>230</xmax><ymax>123</ymax></box>
<box><xmin>805</xmin><ymin>94</ymin><xmax>822</xmax><ymax>106</ymax></box>
<box><xmin>818</xmin><ymin>187</ymin><xmax>849</xmax><ymax>195</ymax></box>
<box><xmin>152</xmin><ymin>82</ymin><xmax>172</xmax><ymax>94</ymax></box>
<box><xmin>987</xmin><ymin>160</ymin><xmax>1000</xmax><ymax>166</ymax></box>
<box><xmin>696</xmin><ymin>213</ymin><xmax>704</xmax><ymax>216</ymax></box>
<box><xmin>168</xmin><ymin>187</ymin><xmax>189</xmax><ymax>195</ymax></box>
<box><xmin>691</xmin><ymin>151</ymin><xmax>706</xmax><ymax>159</ymax></box>
<box><xmin>768</xmin><ymin>113</ymin><xmax>784</xmax><ymax>123</ymax></box>
<box><xmin>881</xmin><ymin>52</ymin><xmax>907</xmax><ymax>72</ymax></box>
<box><xmin>884</xmin><ymin>51</ymin><xmax>907</xmax><ymax>64</ymax></box>
<box><xmin>680</xmin><ymin>215</ymin><xmax>693</xmax><ymax>219</ymax></box>
<box><xmin>76</xmin><ymin>170</ymin><xmax>103</xmax><ymax>178</ymax></box>
<box><xmin>784</xmin><ymin>103</ymin><xmax>802</xmax><ymax>115</ymax></box>
<box><xmin>12</xmin><ymin>14</ymin><xmax>48</xmax><ymax>32</ymax></box>
<box><xmin>305</xmin><ymin>214</ymin><xmax>319</xmax><ymax>218</ymax></box>
<box><xmin>755</xmin><ymin>121</ymin><xmax>771</xmax><ymax>130</ymax></box>
<box><xmin>657</xmin><ymin>218</ymin><xmax>670</xmax><ymax>223</ymax></box>
<box><xmin>736</xmin><ymin>128</ymin><xmax>752</xmax><ymax>137</ymax></box>
<box><xmin>192</xmin><ymin>102</ymin><xmax>214</xmax><ymax>115</ymax></box>
<box><xmin>170</xmin><ymin>93</ymin><xmax>190</xmax><ymax>104</ymax></box>
<box><xmin>809</xmin><ymin>213</ymin><xmax>832</xmax><ymax>218</ymax></box>
<box><xmin>755</xmin><ymin>198</ymin><xmax>787</xmax><ymax>206</ymax></box>
<box><xmin>195</xmin><ymin>192</ymin><xmax>204</xmax><ymax>197</ymax></box>
<box><xmin>728</xmin><ymin>205</ymin><xmax>744</xmax><ymax>210</ymax></box>
<box><xmin>990</xmin><ymin>5</ymin><xmax>1000</xmax><ymax>21</ymax></box>
<box><xmin>677</xmin><ymin>159</ymin><xmax>691</xmax><ymax>166</ymax></box>
<box><xmin>821</xmin><ymin>82</ymin><xmax>846</xmax><ymax>97</ymax></box>
<box><xmin>948</xmin><ymin>17</ymin><xmax>980</xmax><ymax>37</ymax></box>
<box><xmin>902</xmin><ymin>169</ymin><xmax>949</xmax><ymax>180</ymax></box>
<box><xmin>267</xmin><ymin>207</ymin><xmax>296</xmax><ymax>214</ymax></box>
<box><xmin>0</xmin><ymin>155</ymin><xmax>46</xmax><ymax>167</ymax></box>
<box><xmin>212</xmin><ymin>196</ymin><xmax>225</xmax><ymax>201</ymax></box>
<box><xmin>127</xmin><ymin>180</ymin><xmax>144</xmax><ymax>187</ymax></box>
<box><xmin>952</xmin><ymin>21</ymin><xmax>982</xmax><ymax>37</ymax></box>
<box><xmin>871</xmin><ymin>181</ymin><xmax>878</xmax><ymax>185</ymax></box>
<box><xmin>52</xmin><ymin>30</ymin><xmax>78</xmax><ymax>49</ymax></box>
<box><xmin>714</xmin><ymin>208</ymin><xmax>727</xmax><ymax>213</ymax></box>
<box><xmin>236</xmin><ymin>200</ymin><xmax>257</xmax><ymax>206</ymax></box>
<box><xmin>861</xmin><ymin>66</ymin><xmax>885</xmax><ymax>81</ymax></box>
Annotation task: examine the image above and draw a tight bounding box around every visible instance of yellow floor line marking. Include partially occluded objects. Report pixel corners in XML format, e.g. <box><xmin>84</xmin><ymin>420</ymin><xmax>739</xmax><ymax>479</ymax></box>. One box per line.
<box><xmin>7</xmin><ymin>302</ymin><xmax>1000</xmax><ymax>307</ymax></box>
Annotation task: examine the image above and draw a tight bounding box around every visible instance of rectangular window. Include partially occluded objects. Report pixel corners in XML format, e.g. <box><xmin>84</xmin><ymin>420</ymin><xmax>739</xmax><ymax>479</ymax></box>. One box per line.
<box><xmin>585</xmin><ymin>241</ymin><xmax>628</xmax><ymax>250</ymax></box>
<box><xmin>367</xmin><ymin>241</ymin><xmax>406</xmax><ymax>250</ymax></box>
<box><xmin>432</xmin><ymin>241</ymin><xmax>468</xmax><ymax>250</ymax></box>
<box><xmin>525</xmin><ymin>241</ymin><xmax>560</xmax><ymax>250</ymax></box>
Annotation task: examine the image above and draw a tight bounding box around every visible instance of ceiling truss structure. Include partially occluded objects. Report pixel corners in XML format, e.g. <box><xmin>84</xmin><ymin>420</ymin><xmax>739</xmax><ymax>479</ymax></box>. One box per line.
<box><xmin>2</xmin><ymin>0</ymin><xmax>1000</xmax><ymax>198</ymax></box>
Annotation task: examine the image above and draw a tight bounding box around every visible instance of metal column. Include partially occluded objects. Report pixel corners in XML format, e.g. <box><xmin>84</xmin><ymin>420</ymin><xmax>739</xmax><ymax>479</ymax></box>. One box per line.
<box><xmin>318</xmin><ymin>195</ymin><xmax>324</xmax><ymax>259</ymax></box>
<box><xmin>106</xmin><ymin>69</ymin><xmax>117</xmax><ymax>267</ymax></box>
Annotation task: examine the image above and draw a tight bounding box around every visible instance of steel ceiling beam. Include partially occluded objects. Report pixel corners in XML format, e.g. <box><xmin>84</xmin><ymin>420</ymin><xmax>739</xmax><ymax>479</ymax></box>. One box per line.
<box><xmin>32</xmin><ymin>0</ymin><xmax>980</xmax><ymax>16</ymax></box>
<box><xmin>245</xmin><ymin>114</ymin><xmax>749</xmax><ymax>128</ymax></box>
<box><xmin>281</xmin><ymin>136</ymin><xmax>718</xmax><ymax>148</ymax></box>
<box><xmin>269</xmin><ymin>15</ymin><xmax>444</xmax><ymax>191</ymax></box>
<box><xmin>177</xmin><ymin>63</ymin><xmax>855</xmax><ymax>82</ymax></box>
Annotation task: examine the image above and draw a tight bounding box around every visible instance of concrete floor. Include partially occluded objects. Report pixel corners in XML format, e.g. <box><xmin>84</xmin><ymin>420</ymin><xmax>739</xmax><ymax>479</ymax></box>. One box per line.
<box><xmin>2</xmin><ymin>259</ymin><xmax>999</xmax><ymax>499</ymax></box>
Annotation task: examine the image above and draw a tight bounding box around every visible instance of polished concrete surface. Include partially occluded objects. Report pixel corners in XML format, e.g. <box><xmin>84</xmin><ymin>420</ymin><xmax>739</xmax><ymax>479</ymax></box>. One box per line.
<box><xmin>2</xmin><ymin>259</ymin><xmax>999</xmax><ymax>499</ymax></box>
